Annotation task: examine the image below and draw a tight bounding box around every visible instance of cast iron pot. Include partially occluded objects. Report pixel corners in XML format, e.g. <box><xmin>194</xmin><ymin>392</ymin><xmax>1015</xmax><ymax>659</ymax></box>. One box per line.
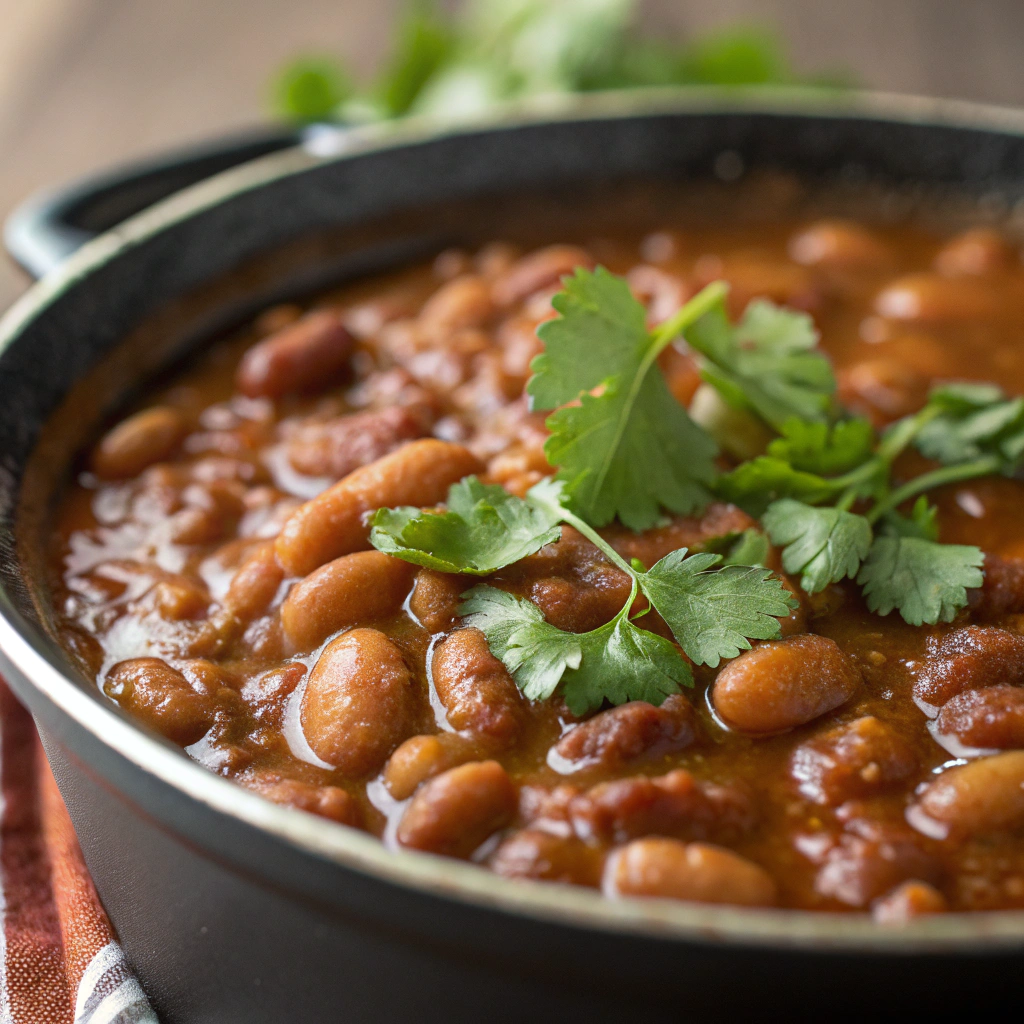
<box><xmin>2</xmin><ymin>92</ymin><xmax>1024</xmax><ymax>1023</ymax></box>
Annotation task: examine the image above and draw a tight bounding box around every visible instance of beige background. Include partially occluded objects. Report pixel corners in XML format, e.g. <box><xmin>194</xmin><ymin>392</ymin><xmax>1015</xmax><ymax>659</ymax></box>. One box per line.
<box><xmin>2</xmin><ymin>0</ymin><xmax>1024</xmax><ymax>307</ymax></box>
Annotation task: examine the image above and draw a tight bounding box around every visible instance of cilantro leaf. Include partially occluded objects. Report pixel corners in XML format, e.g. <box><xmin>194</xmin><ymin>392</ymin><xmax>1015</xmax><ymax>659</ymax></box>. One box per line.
<box><xmin>716</xmin><ymin>456</ymin><xmax>835</xmax><ymax>515</ymax></box>
<box><xmin>685</xmin><ymin>300</ymin><xmax>835</xmax><ymax>431</ymax></box>
<box><xmin>637</xmin><ymin>549</ymin><xmax>795</xmax><ymax>667</ymax></box>
<box><xmin>767</xmin><ymin>417</ymin><xmax>875</xmax><ymax>475</ymax></box>
<box><xmin>460</xmin><ymin>583</ymin><xmax>691</xmax><ymax>714</ymax></box>
<box><xmin>562</xmin><ymin>614</ymin><xmax>691</xmax><ymax>716</ymax></box>
<box><xmin>857</xmin><ymin>536</ymin><xmax>984</xmax><ymax>626</ymax></box>
<box><xmin>762</xmin><ymin>498</ymin><xmax>872</xmax><ymax>593</ymax></box>
<box><xmin>702</xmin><ymin>527</ymin><xmax>772</xmax><ymax>567</ymax></box>
<box><xmin>272</xmin><ymin>57</ymin><xmax>352</xmax><ymax>122</ymax></box>
<box><xmin>878</xmin><ymin>496</ymin><xmax>939</xmax><ymax>542</ymax></box>
<box><xmin>915</xmin><ymin>383</ymin><xmax>1024</xmax><ymax>469</ymax></box>
<box><xmin>458</xmin><ymin>585</ymin><xmax>582</xmax><ymax>700</ymax></box>
<box><xmin>530</xmin><ymin>268</ymin><xmax>718</xmax><ymax>530</ymax></box>
<box><xmin>374</xmin><ymin>0</ymin><xmax>455</xmax><ymax>116</ymax></box>
<box><xmin>370</xmin><ymin>476</ymin><xmax>561</xmax><ymax>573</ymax></box>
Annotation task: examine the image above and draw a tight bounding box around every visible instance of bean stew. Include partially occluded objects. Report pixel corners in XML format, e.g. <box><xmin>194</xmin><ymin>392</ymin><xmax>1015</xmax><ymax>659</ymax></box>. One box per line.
<box><xmin>46</xmin><ymin>186</ymin><xmax>1024</xmax><ymax>920</ymax></box>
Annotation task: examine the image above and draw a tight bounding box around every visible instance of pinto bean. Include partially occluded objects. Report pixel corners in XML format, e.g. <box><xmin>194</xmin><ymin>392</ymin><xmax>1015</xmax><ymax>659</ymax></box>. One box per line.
<box><xmin>569</xmin><ymin>769</ymin><xmax>755</xmax><ymax>846</ymax></box>
<box><xmin>909</xmin><ymin>751</ymin><xmax>1024</xmax><ymax>840</ymax></box>
<box><xmin>934</xmin><ymin>228</ymin><xmax>1017</xmax><ymax>277</ymax></box>
<box><xmin>936</xmin><ymin>685</ymin><xmax>1024</xmax><ymax>750</ymax></box>
<box><xmin>431</xmin><ymin>628</ymin><xmax>526</xmax><ymax>747</ymax></box>
<box><xmin>912</xmin><ymin>625</ymin><xmax>1024</xmax><ymax>709</ymax></box>
<box><xmin>92</xmin><ymin>407</ymin><xmax>185</xmax><ymax>480</ymax></box>
<box><xmin>103</xmin><ymin>657</ymin><xmax>217</xmax><ymax>746</ymax></box>
<box><xmin>553</xmin><ymin>695</ymin><xmax>697</xmax><ymax>771</ymax></box>
<box><xmin>408</xmin><ymin>569</ymin><xmax>465</xmax><ymax>633</ymax></box>
<box><xmin>790</xmin><ymin>716</ymin><xmax>918</xmax><ymax>806</ymax></box>
<box><xmin>281</xmin><ymin>550</ymin><xmax>414</xmax><ymax>651</ymax></box>
<box><xmin>873</xmin><ymin>881</ymin><xmax>948</xmax><ymax>923</ymax></box>
<box><xmin>814</xmin><ymin>826</ymin><xmax>939</xmax><ymax>908</ymax></box>
<box><xmin>968</xmin><ymin>554</ymin><xmax>1024</xmax><ymax>618</ymax></box>
<box><xmin>286</xmin><ymin>405</ymin><xmax>431</xmax><ymax>479</ymax></box>
<box><xmin>222</xmin><ymin>542</ymin><xmax>284</xmax><ymax>623</ymax></box>
<box><xmin>300</xmin><ymin>628</ymin><xmax>417</xmax><ymax>776</ymax></box>
<box><xmin>712</xmin><ymin>634</ymin><xmax>859</xmax><ymax>734</ymax></box>
<box><xmin>788</xmin><ymin>219</ymin><xmax>891</xmax><ymax>270</ymax></box>
<box><xmin>874</xmin><ymin>272</ymin><xmax>997</xmax><ymax>322</ymax></box>
<box><xmin>419</xmin><ymin>275</ymin><xmax>495</xmax><ymax>332</ymax></box>
<box><xmin>604</xmin><ymin>838</ymin><xmax>777</xmax><ymax>907</ymax></box>
<box><xmin>837</xmin><ymin>358</ymin><xmax>929</xmax><ymax>424</ymax></box>
<box><xmin>490</xmin><ymin>829</ymin><xmax>604</xmax><ymax>887</ymax></box>
<box><xmin>382</xmin><ymin>732</ymin><xmax>483</xmax><ymax>800</ymax></box>
<box><xmin>491</xmin><ymin>245</ymin><xmax>595</xmax><ymax>307</ymax></box>
<box><xmin>236</xmin><ymin>310</ymin><xmax>354</xmax><ymax>398</ymax></box>
<box><xmin>254</xmin><ymin>776</ymin><xmax>361</xmax><ymax>827</ymax></box>
<box><xmin>275</xmin><ymin>440</ymin><xmax>483</xmax><ymax>576</ymax></box>
<box><xmin>396</xmin><ymin>760</ymin><xmax>517</xmax><ymax>858</ymax></box>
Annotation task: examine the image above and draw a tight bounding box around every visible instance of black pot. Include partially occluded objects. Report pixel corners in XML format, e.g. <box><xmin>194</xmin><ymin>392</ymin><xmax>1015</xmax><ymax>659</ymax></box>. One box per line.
<box><xmin>2</xmin><ymin>91</ymin><xmax>1023</xmax><ymax>1023</ymax></box>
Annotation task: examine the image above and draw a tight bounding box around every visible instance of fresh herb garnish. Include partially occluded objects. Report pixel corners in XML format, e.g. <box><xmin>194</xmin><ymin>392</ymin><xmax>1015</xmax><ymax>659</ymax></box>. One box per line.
<box><xmin>529</xmin><ymin>270</ymin><xmax>722</xmax><ymax>530</ymax></box>
<box><xmin>373</xmin><ymin>476</ymin><xmax>795</xmax><ymax>709</ymax></box>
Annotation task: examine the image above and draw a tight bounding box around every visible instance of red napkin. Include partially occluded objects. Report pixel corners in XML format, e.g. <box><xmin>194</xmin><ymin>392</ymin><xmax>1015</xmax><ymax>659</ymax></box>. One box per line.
<box><xmin>0</xmin><ymin>681</ymin><xmax>154</xmax><ymax>1023</ymax></box>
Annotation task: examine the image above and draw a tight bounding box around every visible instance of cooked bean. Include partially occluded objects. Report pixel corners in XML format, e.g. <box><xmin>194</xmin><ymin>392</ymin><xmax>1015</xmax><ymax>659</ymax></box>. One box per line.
<box><xmin>790</xmin><ymin>716</ymin><xmax>917</xmax><ymax>806</ymax></box>
<box><xmin>874</xmin><ymin>272</ymin><xmax>997</xmax><ymax>322</ymax></box>
<box><xmin>788</xmin><ymin>219</ymin><xmax>891</xmax><ymax>270</ymax></box>
<box><xmin>275</xmin><ymin>440</ymin><xmax>483</xmax><ymax>576</ymax></box>
<box><xmin>712</xmin><ymin>634</ymin><xmax>860</xmax><ymax>734</ymax></box>
<box><xmin>837</xmin><ymin>358</ymin><xmax>929</xmax><ymax>424</ymax></box>
<box><xmin>569</xmin><ymin>769</ymin><xmax>755</xmax><ymax>846</ymax></box>
<box><xmin>236</xmin><ymin>310</ymin><xmax>354</xmax><ymax>398</ymax></box>
<box><xmin>604</xmin><ymin>838</ymin><xmax>777</xmax><ymax>907</ymax></box>
<box><xmin>553</xmin><ymin>695</ymin><xmax>696</xmax><ymax>771</ymax></box>
<box><xmin>382</xmin><ymin>732</ymin><xmax>483</xmax><ymax>800</ymax></box>
<box><xmin>301</xmin><ymin>628</ymin><xmax>417</xmax><ymax>776</ymax></box>
<box><xmin>286</xmin><ymin>405</ymin><xmax>431</xmax><ymax>480</ymax></box>
<box><xmin>913</xmin><ymin>625</ymin><xmax>1024</xmax><ymax>709</ymax></box>
<box><xmin>241</xmin><ymin>663</ymin><xmax>305</xmax><ymax>729</ymax></box>
<box><xmin>491</xmin><ymin>245</ymin><xmax>595</xmax><ymax>307</ymax></box>
<box><xmin>873</xmin><ymin>881</ymin><xmax>948</xmax><ymax>923</ymax></box>
<box><xmin>396</xmin><ymin>760</ymin><xmax>517</xmax><ymax>858</ymax></box>
<box><xmin>910</xmin><ymin>751</ymin><xmax>1024</xmax><ymax>839</ymax></box>
<box><xmin>92</xmin><ymin>406</ymin><xmax>185</xmax><ymax>480</ymax></box>
<box><xmin>934</xmin><ymin>228</ymin><xmax>1017</xmax><ymax>277</ymax></box>
<box><xmin>936</xmin><ymin>685</ymin><xmax>1024</xmax><ymax>750</ymax></box>
<box><xmin>431</xmin><ymin>628</ymin><xmax>526</xmax><ymax>747</ymax></box>
<box><xmin>254</xmin><ymin>776</ymin><xmax>361</xmax><ymax>827</ymax></box>
<box><xmin>281</xmin><ymin>550</ymin><xmax>414</xmax><ymax>651</ymax></box>
<box><xmin>104</xmin><ymin>657</ymin><xmax>217</xmax><ymax>745</ymax></box>
<box><xmin>408</xmin><ymin>569</ymin><xmax>465</xmax><ymax>633</ymax></box>
<box><xmin>490</xmin><ymin>829</ymin><xmax>603</xmax><ymax>887</ymax></box>
<box><xmin>222</xmin><ymin>542</ymin><xmax>284</xmax><ymax>623</ymax></box>
<box><xmin>815</xmin><ymin>827</ymin><xmax>939</xmax><ymax>908</ymax></box>
<box><xmin>969</xmin><ymin>554</ymin><xmax>1024</xmax><ymax>618</ymax></box>
<box><xmin>419</xmin><ymin>274</ymin><xmax>495</xmax><ymax>332</ymax></box>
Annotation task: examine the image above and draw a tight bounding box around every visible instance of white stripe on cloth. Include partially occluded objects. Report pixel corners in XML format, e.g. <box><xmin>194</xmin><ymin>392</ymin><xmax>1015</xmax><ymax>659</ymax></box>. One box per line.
<box><xmin>74</xmin><ymin>942</ymin><xmax>156</xmax><ymax>1024</ymax></box>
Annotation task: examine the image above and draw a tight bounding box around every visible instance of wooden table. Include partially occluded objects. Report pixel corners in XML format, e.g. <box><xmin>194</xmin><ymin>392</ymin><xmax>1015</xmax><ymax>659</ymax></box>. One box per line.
<box><xmin>3</xmin><ymin>0</ymin><xmax>1024</xmax><ymax>306</ymax></box>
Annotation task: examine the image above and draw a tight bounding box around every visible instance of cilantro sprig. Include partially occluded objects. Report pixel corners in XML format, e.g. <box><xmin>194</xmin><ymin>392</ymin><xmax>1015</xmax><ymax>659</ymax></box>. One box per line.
<box><xmin>372</xmin><ymin>476</ymin><xmax>795</xmax><ymax>711</ymax></box>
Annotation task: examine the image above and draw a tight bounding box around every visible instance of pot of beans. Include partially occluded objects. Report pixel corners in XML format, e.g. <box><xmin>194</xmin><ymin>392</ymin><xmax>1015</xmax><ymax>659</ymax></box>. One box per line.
<box><xmin>2</xmin><ymin>91</ymin><xmax>1024</xmax><ymax>1021</ymax></box>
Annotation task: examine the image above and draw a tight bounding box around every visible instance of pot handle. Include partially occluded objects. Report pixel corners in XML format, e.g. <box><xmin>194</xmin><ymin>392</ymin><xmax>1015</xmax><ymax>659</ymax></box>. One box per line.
<box><xmin>4</xmin><ymin>127</ymin><xmax>305</xmax><ymax>280</ymax></box>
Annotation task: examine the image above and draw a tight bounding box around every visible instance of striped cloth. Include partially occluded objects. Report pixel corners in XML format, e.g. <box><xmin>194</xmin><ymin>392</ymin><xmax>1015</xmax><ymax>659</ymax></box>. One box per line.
<box><xmin>0</xmin><ymin>682</ymin><xmax>155</xmax><ymax>1024</ymax></box>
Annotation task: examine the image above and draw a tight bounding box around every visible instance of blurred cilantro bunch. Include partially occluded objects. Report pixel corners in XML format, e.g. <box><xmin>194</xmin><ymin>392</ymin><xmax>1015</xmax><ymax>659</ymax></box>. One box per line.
<box><xmin>273</xmin><ymin>0</ymin><xmax>849</xmax><ymax>124</ymax></box>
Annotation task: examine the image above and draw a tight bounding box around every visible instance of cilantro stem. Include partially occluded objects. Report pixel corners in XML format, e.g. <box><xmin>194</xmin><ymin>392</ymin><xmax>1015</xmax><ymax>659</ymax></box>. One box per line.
<box><xmin>556</xmin><ymin>505</ymin><xmax>639</xmax><ymax>578</ymax></box>
<box><xmin>865</xmin><ymin>454</ymin><xmax>1002</xmax><ymax>524</ymax></box>
<box><xmin>589</xmin><ymin>281</ymin><xmax>729</xmax><ymax>501</ymax></box>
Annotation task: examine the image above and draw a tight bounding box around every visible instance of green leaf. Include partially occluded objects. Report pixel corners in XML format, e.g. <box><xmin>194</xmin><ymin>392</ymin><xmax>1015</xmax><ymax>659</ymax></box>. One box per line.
<box><xmin>638</xmin><ymin>549</ymin><xmax>794</xmax><ymax>667</ymax></box>
<box><xmin>685</xmin><ymin>300</ymin><xmax>835</xmax><ymax>431</ymax></box>
<box><xmin>878</xmin><ymin>496</ymin><xmax>939</xmax><ymax>542</ymax></box>
<box><xmin>915</xmin><ymin>383</ymin><xmax>1024</xmax><ymax>469</ymax></box>
<box><xmin>767</xmin><ymin>417</ymin><xmax>875</xmax><ymax>475</ymax></box>
<box><xmin>677</xmin><ymin>27</ymin><xmax>789</xmax><ymax>86</ymax></box>
<box><xmin>702</xmin><ymin>527</ymin><xmax>772</xmax><ymax>567</ymax></box>
<box><xmin>375</xmin><ymin>0</ymin><xmax>455</xmax><ymax>116</ymax></box>
<box><xmin>762</xmin><ymin>498</ymin><xmax>872</xmax><ymax>593</ymax></box>
<box><xmin>716</xmin><ymin>455</ymin><xmax>835</xmax><ymax>515</ymax></box>
<box><xmin>272</xmin><ymin>57</ymin><xmax>352</xmax><ymax>122</ymax></box>
<box><xmin>369</xmin><ymin>476</ymin><xmax>561</xmax><ymax>573</ymax></box>
<box><xmin>458</xmin><ymin>585</ymin><xmax>582</xmax><ymax>700</ymax></box>
<box><xmin>460</xmin><ymin>583</ymin><xmax>691</xmax><ymax>713</ymax></box>
<box><xmin>530</xmin><ymin>268</ymin><xmax>718</xmax><ymax>530</ymax></box>
<box><xmin>857</xmin><ymin>536</ymin><xmax>984</xmax><ymax>626</ymax></box>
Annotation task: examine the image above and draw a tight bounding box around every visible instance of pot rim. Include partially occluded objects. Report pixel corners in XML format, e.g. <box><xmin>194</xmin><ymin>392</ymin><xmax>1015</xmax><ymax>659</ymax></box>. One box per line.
<box><xmin>4</xmin><ymin>86</ymin><xmax>1024</xmax><ymax>954</ymax></box>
